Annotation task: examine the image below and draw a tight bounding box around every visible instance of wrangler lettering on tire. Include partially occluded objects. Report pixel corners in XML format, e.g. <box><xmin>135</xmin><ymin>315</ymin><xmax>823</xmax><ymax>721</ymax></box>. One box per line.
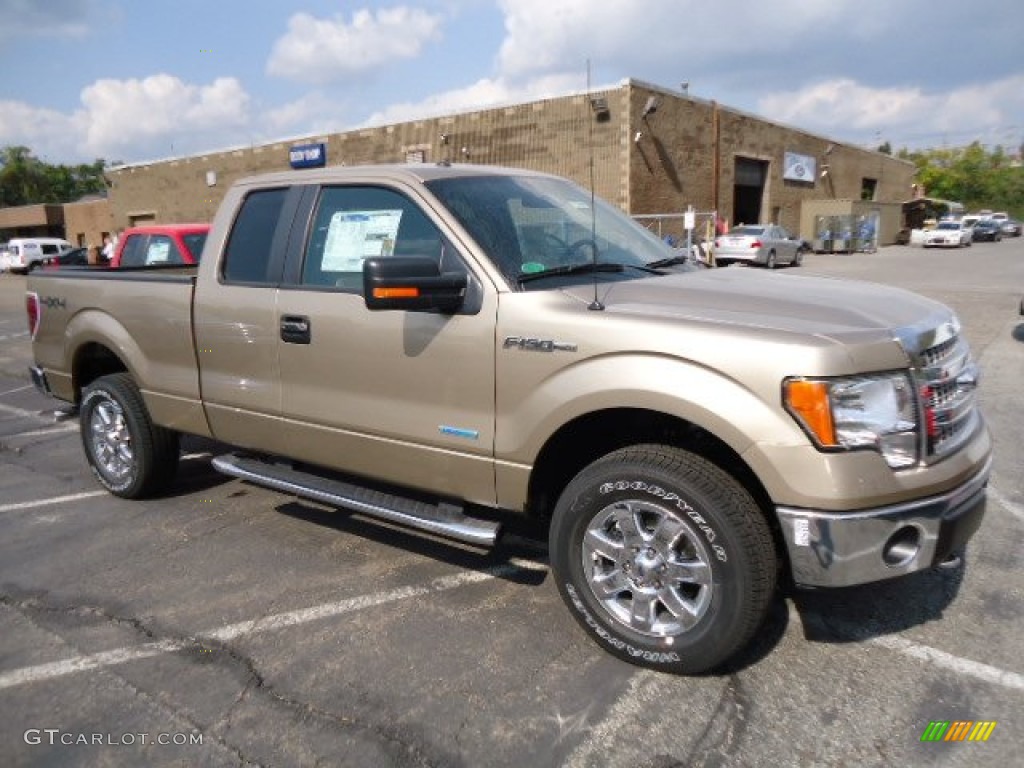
<box><xmin>550</xmin><ymin>444</ymin><xmax>776</xmax><ymax>674</ymax></box>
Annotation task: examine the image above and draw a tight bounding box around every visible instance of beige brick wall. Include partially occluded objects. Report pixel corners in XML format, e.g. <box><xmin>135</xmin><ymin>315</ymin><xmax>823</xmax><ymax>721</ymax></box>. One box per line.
<box><xmin>106</xmin><ymin>81</ymin><xmax>914</xmax><ymax>245</ymax></box>
<box><xmin>63</xmin><ymin>199</ymin><xmax>114</xmax><ymax>249</ymax></box>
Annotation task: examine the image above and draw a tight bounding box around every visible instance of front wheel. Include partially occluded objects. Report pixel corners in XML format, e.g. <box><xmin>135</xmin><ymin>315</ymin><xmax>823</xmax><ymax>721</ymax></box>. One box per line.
<box><xmin>80</xmin><ymin>373</ymin><xmax>179</xmax><ymax>498</ymax></box>
<box><xmin>549</xmin><ymin>445</ymin><xmax>777</xmax><ymax>674</ymax></box>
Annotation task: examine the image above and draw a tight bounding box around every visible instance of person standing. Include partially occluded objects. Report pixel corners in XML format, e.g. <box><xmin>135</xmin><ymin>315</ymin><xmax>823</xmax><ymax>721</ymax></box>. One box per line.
<box><xmin>101</xmin><ymin>234</ymin><xmax>114</xmax><ymax>262</ymax></box>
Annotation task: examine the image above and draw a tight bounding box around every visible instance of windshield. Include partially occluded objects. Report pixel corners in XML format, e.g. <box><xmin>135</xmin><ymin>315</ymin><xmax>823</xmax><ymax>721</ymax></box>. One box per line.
<box><xmin>936</xmin><ymin>222</ymin><xmax>959</xmax><ymax>230</ymax></box>
<box><xmin>425</xmin><ymin>174</ymin><xmax>686</xmax><ymax>287</ymax></box>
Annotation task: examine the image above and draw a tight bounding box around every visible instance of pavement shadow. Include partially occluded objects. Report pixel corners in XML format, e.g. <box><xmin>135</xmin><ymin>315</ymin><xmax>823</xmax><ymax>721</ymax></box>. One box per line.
<box><xmin>1011</xmin><ymin>322</ymin><xmax>1024</xmax><ymax>343</ymax></box>
<box><xmin>275</xmin><ymin>500</ymin><xmax>549</xmax><ymax>588</ymax></box>
<box><xmin>787</xmin><ymin>556</ymin><xmax>966</xmax><ymax>644</ymax></box>
<box><xmin>714</xmin><ymin>593</ymin><xmax>791</xmax><ymax>674</ymax></box>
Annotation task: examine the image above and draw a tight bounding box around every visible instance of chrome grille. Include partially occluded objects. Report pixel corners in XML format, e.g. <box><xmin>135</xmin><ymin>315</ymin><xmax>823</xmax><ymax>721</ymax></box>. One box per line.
<box><xmin>913</xmin><ymin>332</ymin><xmax>979</xmax><ymax>460</ymax></box>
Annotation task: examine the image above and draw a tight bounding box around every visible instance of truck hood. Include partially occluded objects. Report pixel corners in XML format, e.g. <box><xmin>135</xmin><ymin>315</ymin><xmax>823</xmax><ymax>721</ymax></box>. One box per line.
<box><xmin>563</xmin><ymin>268</ymin><xmax>951</xmax><ymax>344</ymax></box>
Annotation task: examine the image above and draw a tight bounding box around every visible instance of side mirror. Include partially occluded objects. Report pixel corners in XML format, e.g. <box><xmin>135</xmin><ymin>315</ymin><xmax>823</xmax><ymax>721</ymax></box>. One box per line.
<box><xmin>363</xmin><ymin>256</ymin><xmax>467</xmax><ymax>313</ymax></box>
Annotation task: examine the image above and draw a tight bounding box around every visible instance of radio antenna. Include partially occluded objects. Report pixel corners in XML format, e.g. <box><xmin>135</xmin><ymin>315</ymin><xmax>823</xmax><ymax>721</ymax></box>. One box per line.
<box><xmin>586</xmin><ymin>59</ymin><xmax>604</xmax><ymax>311</ymax></box>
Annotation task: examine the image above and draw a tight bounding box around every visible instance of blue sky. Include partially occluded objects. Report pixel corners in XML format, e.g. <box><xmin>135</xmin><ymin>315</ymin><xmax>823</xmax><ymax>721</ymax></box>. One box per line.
<box><xmin>2</xmin><ymin>0</ymin><xmax>1023</xmax><ymax>166</ymax></box>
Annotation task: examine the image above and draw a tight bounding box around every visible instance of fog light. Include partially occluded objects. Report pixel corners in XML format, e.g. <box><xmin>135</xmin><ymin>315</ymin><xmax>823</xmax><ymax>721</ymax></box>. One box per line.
<box><xmin>882</xmin><ymin>526</ymin><xmax>921</xmax><ymax>567</ymax></box>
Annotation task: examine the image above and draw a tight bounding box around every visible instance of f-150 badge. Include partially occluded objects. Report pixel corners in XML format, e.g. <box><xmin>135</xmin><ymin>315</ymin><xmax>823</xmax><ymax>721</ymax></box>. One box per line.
<box><xmin>503</xmin><ymin>336</ymin><xmax>577</xmax><ymax>352</ymax></box>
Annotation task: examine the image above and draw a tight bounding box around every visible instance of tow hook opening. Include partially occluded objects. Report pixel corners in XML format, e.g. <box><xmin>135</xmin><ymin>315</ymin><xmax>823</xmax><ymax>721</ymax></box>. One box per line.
<box><xmin>882</xmin><ymin>526</ymin><xmax>921</xmax><ymax>567</ymax></box>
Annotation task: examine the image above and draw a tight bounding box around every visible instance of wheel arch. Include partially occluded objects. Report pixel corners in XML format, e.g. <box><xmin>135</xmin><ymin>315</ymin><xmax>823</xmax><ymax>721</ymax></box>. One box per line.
<box><xmin>72</xmin><ymin>342</ymin><xmax>130</xmax><ymax>404</ymax></box>
<box><xmin>525</xmin><ymin>407</ymin><xmax>787</xmax><ymax>573</ymax></box>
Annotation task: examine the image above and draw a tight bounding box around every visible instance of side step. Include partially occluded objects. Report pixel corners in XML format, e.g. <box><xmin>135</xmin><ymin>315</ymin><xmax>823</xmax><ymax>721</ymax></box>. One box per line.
<box><xmin>211</xmin><ymin>453</ymin><xmax>501</xmax><ymax>547</ymax></box>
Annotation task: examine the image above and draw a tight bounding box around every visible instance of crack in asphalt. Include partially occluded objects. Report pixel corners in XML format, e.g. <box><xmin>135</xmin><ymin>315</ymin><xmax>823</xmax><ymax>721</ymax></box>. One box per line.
<box><xmin>678</xmin><ymin>675</ymin><xmax>749</xmax><ymax>768</ymax></box>
<box><xmin>1</xmin><ymin>586</ymin><xmax>464</xmax><ymax>767</ymax></box>
<box><xmin>0</xmin><ymin>589</ymin><xmax>260</xmax><ymax>767</ymax></box>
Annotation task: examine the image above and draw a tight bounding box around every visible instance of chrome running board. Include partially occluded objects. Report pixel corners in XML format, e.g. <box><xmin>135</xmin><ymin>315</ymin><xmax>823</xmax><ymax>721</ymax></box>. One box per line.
<box><xmin>212</xmin><ymin>453</ymin><xmax>500</xmax><ymax>547</ymax></box>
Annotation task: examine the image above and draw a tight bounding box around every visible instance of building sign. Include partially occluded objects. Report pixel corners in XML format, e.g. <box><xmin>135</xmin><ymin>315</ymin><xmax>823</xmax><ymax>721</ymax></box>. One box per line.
<box><xmin>290</xmin><ymin>142</ymin><xmax>326</xmax><ymax>169</ymax></box>
<box><xmin>783</xmin><ymin>151</ymin><xmax>816</xmax><ymax>183</ymax></box>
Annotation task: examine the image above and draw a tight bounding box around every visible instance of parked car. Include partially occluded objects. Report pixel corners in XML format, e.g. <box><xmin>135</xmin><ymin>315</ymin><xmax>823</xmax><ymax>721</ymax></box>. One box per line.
<box><xmin>713</xmin><ymin>224</ymin><xmax>804</xmax><ymax>268</ymax></box>
<box><xmin>971</xmin><ymin>219</ymin><xmax>1003</xmax><ymax>242</ymax></box>
<box><xmin>0</xmin><ymin>237</ymin><xmax>73</xmax><ymax>273</ymax></box>
<box><xmin>111</xmin><ymin>223</ymin><xmax>210</xmax><ymax>268</ymax></box>
<box><xmin>923</xmin><ymin>221</ymin><xmax>972</xmax><ymax>248</ymax></box>
<box><xmin>39</xmin><ymin>246</ymin><xmax>112</xmax><ymax>269</ymax></box>
<box><xmin>1000</xmin><ymin>219</ymin><xmax>1022</xmax><ymax>237</ymax></box>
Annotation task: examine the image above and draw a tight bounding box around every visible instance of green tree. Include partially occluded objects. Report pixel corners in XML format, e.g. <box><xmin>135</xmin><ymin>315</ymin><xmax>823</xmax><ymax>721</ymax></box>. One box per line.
<box><xmin>0</xmin><ymin>145</ymin><xmax>107</xmax><ymax>207</ymax></box>
<box><xmin>899</xmin><ymin>142</ymin><xmax>1024</xmax><ymax>217</ymax></box>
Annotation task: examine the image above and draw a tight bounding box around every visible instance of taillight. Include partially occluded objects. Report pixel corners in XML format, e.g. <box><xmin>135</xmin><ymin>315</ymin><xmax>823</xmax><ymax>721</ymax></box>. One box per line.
<box><xmin>750</xmin><ymin>240</ymin><xmax>762</xmax><ymax>248</ymax></box>
<box><xmin>26</xmin><ymin>292</ymin><xmax>40</xmax><ymax>339</ymax></box>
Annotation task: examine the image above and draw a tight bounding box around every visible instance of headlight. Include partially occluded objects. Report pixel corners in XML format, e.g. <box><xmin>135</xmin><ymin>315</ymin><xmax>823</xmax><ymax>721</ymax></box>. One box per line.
<box><xmin>783</xmin><ymin>373</ymin><xmax>918</xmax><ymax>469</ymax></box>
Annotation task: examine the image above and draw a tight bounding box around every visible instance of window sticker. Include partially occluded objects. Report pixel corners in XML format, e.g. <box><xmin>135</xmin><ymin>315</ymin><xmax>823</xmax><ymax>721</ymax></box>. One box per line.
<box><xmin>147</xmin><ymin>240</ymin><xmax>171</xmax><ymax>264</ymax></box>
<box><xmin>322</xmin><ymin>209</ymin><xmax>403</xmax><ymax>271</ymax></box>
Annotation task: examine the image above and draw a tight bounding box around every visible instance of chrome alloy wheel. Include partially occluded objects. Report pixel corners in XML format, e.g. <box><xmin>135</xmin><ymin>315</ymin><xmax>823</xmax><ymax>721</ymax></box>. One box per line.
<box><xmin>88</xmin><ymin>397</ymin><xmax>134</xmax><ymax>481</ymax></box>
<box><xmin>581</xmin><ymin>499</ymin><xmax>713</xmax><ymax>637</ymax></box>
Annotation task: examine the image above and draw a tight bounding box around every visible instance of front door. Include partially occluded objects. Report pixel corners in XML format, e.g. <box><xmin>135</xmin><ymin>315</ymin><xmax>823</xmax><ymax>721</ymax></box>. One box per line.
<box><xmin>276</xmin><ymin>183</ymin><xmax>498</xmax><ymax>506</ymax></box>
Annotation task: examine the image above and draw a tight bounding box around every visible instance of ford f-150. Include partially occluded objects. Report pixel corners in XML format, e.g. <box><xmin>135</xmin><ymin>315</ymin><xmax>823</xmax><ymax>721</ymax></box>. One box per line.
<box><xmin>26</xmin><ymin>163</ymin><xmax>990</xmax><ymax>674</ymax></box>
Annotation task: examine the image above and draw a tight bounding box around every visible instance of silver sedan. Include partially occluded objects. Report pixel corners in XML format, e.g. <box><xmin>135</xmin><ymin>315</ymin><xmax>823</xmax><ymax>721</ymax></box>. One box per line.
<box><xmin>713</xmin><ymin>225</ymin><xmax>804</xmax><ymax>268</ymax></box>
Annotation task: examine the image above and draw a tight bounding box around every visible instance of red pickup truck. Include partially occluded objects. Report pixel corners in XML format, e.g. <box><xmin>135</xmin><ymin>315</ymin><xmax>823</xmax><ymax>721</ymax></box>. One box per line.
<box><xmin>111</xmin><ymin>223</ymin><xmax>210</xmax><ymax>267</ymax></box>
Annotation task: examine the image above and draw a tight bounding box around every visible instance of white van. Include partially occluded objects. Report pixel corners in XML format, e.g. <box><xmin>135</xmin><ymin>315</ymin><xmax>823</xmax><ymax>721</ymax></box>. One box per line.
<box><xmin>0</xmin><ymin>238</ymin><xmax>73</xmax><ymax>273</ymax></box>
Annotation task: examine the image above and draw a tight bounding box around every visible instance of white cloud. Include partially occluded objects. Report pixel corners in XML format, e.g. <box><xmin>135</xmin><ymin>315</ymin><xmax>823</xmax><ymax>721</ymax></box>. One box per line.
<box><xmin>267</xmin><ymin>8</ymin><xmax>444</xmax><ymax>84</ymax></box>
<box><xmin>361</xmin><ymin>73</ymin><xmax>586</xmax><ymax>126</ymax></box>
<box><xmin>495</xmin><ymin>0</ymin><xmax>842</xmax><ymax>80</ymax></box>
<box><xmin>1</xmin><ymin>75</ymin><xmax>256</xmax><ymax>163</ymax></box>
<box><xmin>0</xmin><ymin>101</ymin><xmax>85</xmax><ymax>162</ymax></box>
<box><xmin>260</xmin><ymin>92</ymin><xmax>351</xmax><ymax>139</ymax></box>
<box><xmin>79</xmin><ymin>75</ymin><xmax>252</xmax><ymax>160</ymax></box>
<box><xmin>758</xmin><ymin>75</ymin><xmax>1024</xmax><ymax>148</ymax></box>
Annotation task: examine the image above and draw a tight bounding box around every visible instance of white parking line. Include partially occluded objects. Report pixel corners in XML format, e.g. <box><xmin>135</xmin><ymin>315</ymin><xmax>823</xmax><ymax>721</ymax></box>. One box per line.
<box><xmin>0</xmin><ymin>560</ymin><xmax>547</xmax><ymax>691</ymax></box>
<box><xmin>0</xmin><ymin>491</ymin><xmax>108</xmax><ymax>514</ymax></box>
<box><xmin>869</xmin><ymin>634</ymin><xmax>1024</xmax><ymax>690</ymax></box>
<box><xmin>0</xmin><ymin>384</ymin><xmax>33</xmax><ymax>397</ymax></box>
<box><xmin>0</xmin><ymin>331</ymin><xmax>29</xmax><ymax>342</ymax></box>
<box><xmin>4</xmin><ymin>425</ymin><xmax>77</xmax><ymax>439</ymax></box>
<box><xmin>0</xmin><ymin>401</ymin><xmax>48</xmax><ymax>420</ymax></box>
<box><xmin>989</xmin><ymin>483</ymin><xmax>1024</xmax><ymax>522</ymax></box>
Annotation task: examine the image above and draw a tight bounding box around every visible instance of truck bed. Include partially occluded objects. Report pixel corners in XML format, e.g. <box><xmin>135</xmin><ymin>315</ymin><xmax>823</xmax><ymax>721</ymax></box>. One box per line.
<box><xmin>27</xmin><ymin>266</ymin><xmax>207</xmax><ymax>434</ymax></box>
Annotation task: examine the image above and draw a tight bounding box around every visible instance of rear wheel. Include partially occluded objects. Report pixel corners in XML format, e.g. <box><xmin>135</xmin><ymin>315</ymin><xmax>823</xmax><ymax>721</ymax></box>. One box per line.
<box><xmin>549</xmin><ymin>445</ymin><xmax>777</xmax><ymax>674</ymax></box>
<box><xmin>80</xmin><ymin>373</ymin><xmax>179</xmax><ymax>498</ymax></box>
<box><xmin>766</xmin><ymin>251</ymin><xmax>777</xmax><ymax>269</ymax></box>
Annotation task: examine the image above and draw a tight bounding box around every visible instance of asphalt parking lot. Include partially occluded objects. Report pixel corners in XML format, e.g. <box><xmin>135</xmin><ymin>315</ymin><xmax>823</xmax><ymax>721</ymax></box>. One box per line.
<box><xmin>1</xmin><ymin>241</ymin><xmax>1022</xmax><ymax>768</ymax></box>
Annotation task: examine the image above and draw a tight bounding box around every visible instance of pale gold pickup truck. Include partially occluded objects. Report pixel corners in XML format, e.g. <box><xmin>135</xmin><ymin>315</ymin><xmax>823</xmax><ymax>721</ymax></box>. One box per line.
<box><xmin>26</xmin><ymin>164</ymin><xmax>991</xmax><ymax>674</ymax></box>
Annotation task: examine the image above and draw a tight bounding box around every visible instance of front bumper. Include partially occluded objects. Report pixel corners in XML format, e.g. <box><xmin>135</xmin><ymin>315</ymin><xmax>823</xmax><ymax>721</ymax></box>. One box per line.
<box><xmin>776</xmin><ymin>458</ymin><xmax>990</xmax><ymax>588</ymax></box>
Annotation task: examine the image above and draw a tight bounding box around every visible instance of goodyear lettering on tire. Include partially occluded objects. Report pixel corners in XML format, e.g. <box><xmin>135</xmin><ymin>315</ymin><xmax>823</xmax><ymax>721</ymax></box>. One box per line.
<box><xmin>599</xmin><ymin>480</ymin><xmax>728</xmax><ymax>562</ymax></box>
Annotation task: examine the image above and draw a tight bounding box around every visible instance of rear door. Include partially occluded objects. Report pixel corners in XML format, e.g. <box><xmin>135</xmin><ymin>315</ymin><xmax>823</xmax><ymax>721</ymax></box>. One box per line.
<box><xmin>275</xmin><ymin>181</ymin><xmax>498</xmax><ymax>505</ymax></box>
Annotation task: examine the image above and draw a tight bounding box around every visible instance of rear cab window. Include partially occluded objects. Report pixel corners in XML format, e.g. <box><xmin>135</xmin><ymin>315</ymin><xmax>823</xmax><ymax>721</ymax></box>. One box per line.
<box><xmin>221</xmin><ymin>188</ymin><xmax>289</xmax><ymax>284</ymax></box>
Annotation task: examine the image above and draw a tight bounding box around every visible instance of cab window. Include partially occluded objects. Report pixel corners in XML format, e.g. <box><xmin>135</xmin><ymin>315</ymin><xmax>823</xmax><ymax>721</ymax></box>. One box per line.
<box><xmin>222</xmin><ymin>188</ymin><xmax>288</xmax><ymax>284</ymax></box>
<box><xmin>301</xmin><ymin>186</ymin><xmax>450</xmax><ymax>293</ymax></box>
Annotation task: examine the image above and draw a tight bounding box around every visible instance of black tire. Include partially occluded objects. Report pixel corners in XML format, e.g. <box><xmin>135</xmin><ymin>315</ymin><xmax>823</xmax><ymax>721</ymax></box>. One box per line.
<box><xmin>766</xmin><ymin>251</ymin><xmax>777</xmax><ymax>269</ymax></box>
<box><xmin>549</xmin><ymin>444</ymin><xmax>777</xmax><ymax>674</ymax></box>
<box><xmin>793</xmin><ymin>248</ymin><xmax>804</xmax><ymax>267</ymax></box>
<box><xmin>80</xmin><ymin>373</ymin><xmax>179</xmax><ymax>498</ymax></box>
